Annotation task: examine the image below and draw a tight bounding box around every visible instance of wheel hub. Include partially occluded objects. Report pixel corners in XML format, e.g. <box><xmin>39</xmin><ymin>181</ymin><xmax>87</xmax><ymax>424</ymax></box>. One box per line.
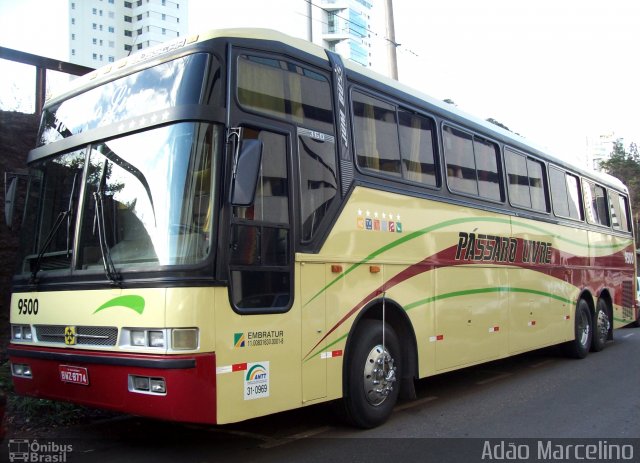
<box><xmin>363</xmin><ymin>344</ymin><xmax>396</xmax><ymax>406</ymax></box>
<box><xmin>596</xmin><ymin>309</ymin><xmax>610</xmax><ymax>343</ymax></box>
<box><xmin>577</xmin><ymin>309</ymin><xmax>591</xmax><ymax>347</ymax></box>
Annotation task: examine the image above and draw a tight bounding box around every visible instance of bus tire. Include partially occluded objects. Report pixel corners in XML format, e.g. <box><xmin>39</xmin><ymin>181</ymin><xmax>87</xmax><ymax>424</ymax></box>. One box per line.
<box><xmin>343</xmin><ymin>319</ymin><xmax>401</xmax><ymax>428</ymax></box>
<box><xmin>591</xmin><ymin>299</ymin><xmax>610</xmax><ymax>352</ymax></box>
<box><xmin>563</xmin><ymin>299</ymin><xmax>592</xmax><ymax>359</ymax></box>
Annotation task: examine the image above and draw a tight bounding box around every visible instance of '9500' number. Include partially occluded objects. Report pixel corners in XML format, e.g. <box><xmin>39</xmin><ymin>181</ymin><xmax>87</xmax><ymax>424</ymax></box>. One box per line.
<box><xmin>18</xmin><ymin>298</ymin><xmax>39</xmax><ymax>315</ymax></box>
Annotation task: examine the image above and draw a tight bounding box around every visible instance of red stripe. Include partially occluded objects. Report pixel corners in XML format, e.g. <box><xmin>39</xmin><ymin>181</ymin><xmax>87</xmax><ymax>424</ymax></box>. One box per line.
<box><xmin>303</xmin><ymin>239</ymin><xmax>635</xmax><ymax>360</ymax></box>
<box><xmin>232</xmin><ymin>363</ymin><xmax>247</xmax><ymax>372</ymax></box>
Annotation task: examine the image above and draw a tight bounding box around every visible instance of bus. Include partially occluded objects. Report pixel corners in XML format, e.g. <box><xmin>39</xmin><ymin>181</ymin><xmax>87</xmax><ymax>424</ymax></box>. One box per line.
<box><xmin>6</xmin><ymin>28</ymin><xmax>639</xmax><ymax>429</ymax></box>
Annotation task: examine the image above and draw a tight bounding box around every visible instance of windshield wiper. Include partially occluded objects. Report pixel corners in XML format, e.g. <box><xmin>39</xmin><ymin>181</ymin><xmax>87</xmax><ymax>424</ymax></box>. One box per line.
<box><xmin>30</xmin><ymin>172</ymin><xmax>79</xmax><ymax>284</ymax></box>
<box><xmin>30</xmin><ymin>209</ymin><xmax>70</xmax><ymax>283</ymax></box>
<box><xmin>66</xmin><ymin>171</ymin><xmax>79</xmax><ymax>256</ymax></box>
<box><xmin>93</xmin><ymin>160</ymin><xmax>120</xmax><ymax>285</ymax></box>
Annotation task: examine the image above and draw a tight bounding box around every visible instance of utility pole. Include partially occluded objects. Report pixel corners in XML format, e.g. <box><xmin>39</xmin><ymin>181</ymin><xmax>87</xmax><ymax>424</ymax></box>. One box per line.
<box><xmin>307</xmin><ymin>0</ymin><xmax>313</xmax><ymax>42</ymax></box>
<box><xmin>385</xmin><ymin>0</ymin><xmax>399</xmax><ymax>80</ymax></box>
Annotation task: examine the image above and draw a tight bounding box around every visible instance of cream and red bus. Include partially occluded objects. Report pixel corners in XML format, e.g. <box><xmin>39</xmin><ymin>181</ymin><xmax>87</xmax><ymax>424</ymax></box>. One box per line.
<box><xmin>6</xmin><ymin>29</ymin><xmax>638</xmax><ymax>429</ymax></box>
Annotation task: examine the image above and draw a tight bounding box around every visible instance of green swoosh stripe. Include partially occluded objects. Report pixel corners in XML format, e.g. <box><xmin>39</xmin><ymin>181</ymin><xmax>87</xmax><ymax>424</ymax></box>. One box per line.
<box><xmin>304</xmin><ymin>217</ymin><xmax>509</xmax><ymax>306</ymax></box>
<box><xmin>304</xmin><ymin>286</ymin><xmax>573</xmax><ymax>362</ymax></box>
<box><xmin>510</xmin><ymin>220</ymin><xmax>632</xmax><ymax>251</ymax></box>
<box><xmin>404</xmin><ymin>286</ymin><xmax>573</xmax><ymax>312</ymax></box>
<box><xmin>304</xmin><ymin>216</ymin><xmax>631</xmax><ymax>307</ymax></box>
<box><xmin>93</xmin><ymin>295</ymin><xmax>145</xmax><ymax>315</ymax></box>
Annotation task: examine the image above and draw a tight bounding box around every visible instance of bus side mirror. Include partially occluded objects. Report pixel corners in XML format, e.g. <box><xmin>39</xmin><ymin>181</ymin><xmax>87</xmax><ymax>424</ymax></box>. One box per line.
<box><xmin>4</xmin><ymin>175</ymin><xmax>18</xmax><ymax>229</ymax></box>
<box><xmin>231</xmin><ymin>139</ymin><xmax>263</xmax><ymax>207</ymax></box>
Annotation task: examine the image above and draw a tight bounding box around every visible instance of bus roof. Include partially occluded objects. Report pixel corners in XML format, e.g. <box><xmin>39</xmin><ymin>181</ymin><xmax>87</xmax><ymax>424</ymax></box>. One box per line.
<box><xmin>49</xmin><ymin>27</ymin><xmax>627</xmax><ymax>194</ymax></box>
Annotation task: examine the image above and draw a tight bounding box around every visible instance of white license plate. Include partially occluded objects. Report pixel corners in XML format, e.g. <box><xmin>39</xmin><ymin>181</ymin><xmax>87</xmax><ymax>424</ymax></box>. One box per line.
<box><xmin>59</xmin><ymin>365</ymin><xmax>89</xmax><ymax>386</ymax></box>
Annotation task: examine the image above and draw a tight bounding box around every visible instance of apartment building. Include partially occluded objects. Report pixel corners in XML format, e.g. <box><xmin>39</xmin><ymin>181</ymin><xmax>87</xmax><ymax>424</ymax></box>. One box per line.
<box><xmin>69</xmin><ymin>0</ymin><xmax>188</xmax><ymax>68</ymax></box>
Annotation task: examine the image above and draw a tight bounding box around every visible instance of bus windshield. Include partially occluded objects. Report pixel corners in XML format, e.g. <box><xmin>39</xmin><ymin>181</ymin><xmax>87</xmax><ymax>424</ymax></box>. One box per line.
<box><xmin>37</xmin><ymin>53</ymin><xmax>209</xmax><ymax>146</ymax></box>
<box><xmin>20</xmin><ymin>122</ymin><xmax>221</xmax><ymax>276</ymax></box>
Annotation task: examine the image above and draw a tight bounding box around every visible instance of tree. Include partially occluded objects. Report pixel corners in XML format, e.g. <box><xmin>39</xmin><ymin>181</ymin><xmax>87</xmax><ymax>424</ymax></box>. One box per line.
<box><xmin>599</xmin><ymin>139</ymin><xmax>640</xmax><ymax>244</ymax></box>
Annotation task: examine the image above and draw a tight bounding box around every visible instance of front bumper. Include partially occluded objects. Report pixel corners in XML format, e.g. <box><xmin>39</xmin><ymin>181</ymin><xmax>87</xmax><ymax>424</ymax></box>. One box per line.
<box><xmin>8</xmin><ymin>344</ymin><xmax>217</xmax><ymax>424</ymax></box>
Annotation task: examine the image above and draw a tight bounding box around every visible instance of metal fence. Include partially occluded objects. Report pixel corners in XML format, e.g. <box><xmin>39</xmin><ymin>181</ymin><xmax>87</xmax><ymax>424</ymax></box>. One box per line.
<box><xmin>0</xmin><ymin>47</ymin><xmax>93</xmax><ymax>114</ymax></box>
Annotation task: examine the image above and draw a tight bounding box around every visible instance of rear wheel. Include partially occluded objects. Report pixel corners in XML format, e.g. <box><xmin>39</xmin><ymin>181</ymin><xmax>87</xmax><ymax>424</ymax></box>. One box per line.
<box><xmin>343</xmin><ymin>320</ymin><xmax>401</xmax><ymax>428</ymax></box>
<box><xmin>591</xmin><ymin>299</ymin><xmax>610</xmax><ymax>352</ymax></box>
<box><xmin>564</xmin><ymin>299</ymin><xmax>592</xmax><ymax>359</ymax></box>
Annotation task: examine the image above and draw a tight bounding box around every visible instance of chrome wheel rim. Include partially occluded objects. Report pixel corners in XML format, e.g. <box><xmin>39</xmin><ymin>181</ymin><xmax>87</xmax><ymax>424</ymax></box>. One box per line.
<box><xmin>577</xmin><ymin>308</ymin><xmax>590</xmax><ymax>348</ymax></box>
<box><xmin>363</xmin><ymin>344</ymin><xmax>397</xmax><ymax>406</ymax></box>
<box><xmin>596</xmin><ymin>309</ymin><xmax>610</xmax><ymax>345</ymax></box>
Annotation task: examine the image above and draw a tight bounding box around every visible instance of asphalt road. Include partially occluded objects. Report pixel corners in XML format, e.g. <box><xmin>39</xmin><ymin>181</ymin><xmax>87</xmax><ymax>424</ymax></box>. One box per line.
<box><xmin>5</xmin><ymin>326</ymin><xmax>639</xmax><ymax>463</ymax></box>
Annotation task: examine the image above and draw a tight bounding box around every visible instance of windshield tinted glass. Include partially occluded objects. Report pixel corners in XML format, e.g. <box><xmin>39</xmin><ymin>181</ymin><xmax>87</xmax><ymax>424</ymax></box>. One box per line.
<box><xmin>18</xmin><ymin>122</ymin><xmax>220</xmax><ymax>276</ymax></box>
<box><xmin>18</xmin><ymin>150</ymin><xmax>85</xmax><ymax>274</ymax></box>
<box><xmin>79</xmin><ymin>123</ymin><xmax>219</xmax><ymax>269</ymax></box>
<box><xmin>38</xmin><ymin>53</ymin><xmax>209</xmax><ymax>146</ymax></box>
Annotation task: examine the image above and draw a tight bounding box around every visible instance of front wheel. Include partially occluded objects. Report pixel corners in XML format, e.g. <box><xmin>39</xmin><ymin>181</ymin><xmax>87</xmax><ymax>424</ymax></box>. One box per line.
<box><xmin>343</xmin><ymin>320</ymin><xmax>401</xmax><ymax>428</ymax></box>
<box><xmin>591</xmin><ymin>299</ymin><xmax>611</xmax><ymax>352</ymax></box>
<box><xmin>563</xmin><ymin>299</ymin><xmax>592</xmax><ymax>359</ymax></box>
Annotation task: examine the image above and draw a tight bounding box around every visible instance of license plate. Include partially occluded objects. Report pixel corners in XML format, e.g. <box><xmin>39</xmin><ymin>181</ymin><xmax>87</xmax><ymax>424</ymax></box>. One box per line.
<box><xmin>59</xmin><ymin>365</ymin><xmax>89</xmax><ymax>386</ymax></box>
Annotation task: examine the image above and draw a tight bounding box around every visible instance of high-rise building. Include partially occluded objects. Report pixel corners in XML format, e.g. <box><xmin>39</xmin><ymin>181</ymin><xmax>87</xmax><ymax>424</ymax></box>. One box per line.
<box><xmin>68</xmin><ymin>0</ymin><xmax>188</xmax><ymax>68</ymax></box>
<box><xmin>312</xmin><ymin>0</ymin><xmax>380</xmax><ymax>69</ymax></box>
<box><xmin>188</xmin><ymin>0</ymin><xmax>389</xmax><ymax>75</ymax></box>
<box><xmin>586</xmin><ymin>132</ymin><xmax>618</xmax><ymax>172</ymax></box>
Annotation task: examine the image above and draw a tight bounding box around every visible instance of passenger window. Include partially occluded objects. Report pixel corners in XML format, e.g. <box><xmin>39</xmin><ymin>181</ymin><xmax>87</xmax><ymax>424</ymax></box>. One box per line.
<box><xmin>398</xmin><ymin>111</ymin><xmax>438</xmax><ymax>186</ymax></box>
<box><xmin>444</xmin><ymin>126</ymin><xmax>502</xmax><ymax>200</ymax></box>
<box><xmin>505</xmin><ymin>149</ymin><xmax>530</xmax><ymax>208</ymax></box>
<box><xmin>550</xmin><ymin>166</ymin><xmax>583</xmax><ymax>221</ymax></box>
<box><xmin>505</xmin><ymin>148</ymin><xmax>548</xmax><ymax>212</ymax></box>
<box><xmin>237</xmin><ymin>54</ymin><xmax>333</xmax><ymax>134</ymax></box>
<box><xmin>609</xmin><ymin>190</ymin><xmax>630</xmax><ymax>232</ymax></box>
<box><xmin>352</xmin><ymin>91</ymin><xmax>401</xmax><ymax>176</ymax></box>
<box><xmin>474</xmin><ymin>137</ymin><xmax>501</xmax><ymax>201</ymax></box>
<box><xmin>566</xmin><ymin>174</ymin><xmax>583</xmax><ymax>220</ymax></box>
<box><xmin>527</xmin><ymin>158</ymin><xmax>547</xmax><ymax>211</ymax></box>
<box><xmin>583</xmin><ymin>180</ymin><xmax>610</xmax><ymax>227</ymax></box>
<box><xmin>550</xmin><ymin>167</ymin><xmax>569</xmax><ymax>217</ymax></box>
<box><xmin>444</xmin><ymin>126</ymin><xmax>477</xmax><ymax>195</ymax></box>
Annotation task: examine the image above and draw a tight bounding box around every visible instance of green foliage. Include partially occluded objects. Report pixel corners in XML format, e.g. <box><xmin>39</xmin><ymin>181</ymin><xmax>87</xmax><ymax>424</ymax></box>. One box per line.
<box><xmin>599</xmin><ymin>140</ymin><xmax>640</xmax><ymax>238</ymax></box>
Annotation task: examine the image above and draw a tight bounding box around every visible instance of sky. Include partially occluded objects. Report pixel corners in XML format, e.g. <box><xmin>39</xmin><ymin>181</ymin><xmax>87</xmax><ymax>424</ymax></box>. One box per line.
<box><xmin>392</xmin><ymin>0</ymin><xmax>640</xmax><ymax>165</ymax></box>
<box><xmin>1</xmin><ymin>0</ymin><xmax>639</xmax><ymax>167</ymax></box>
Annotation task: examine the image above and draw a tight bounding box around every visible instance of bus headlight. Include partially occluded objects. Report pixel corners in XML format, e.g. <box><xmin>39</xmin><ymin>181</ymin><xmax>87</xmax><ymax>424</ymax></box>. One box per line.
<box><xmin>12</xmin><ymin>363</ymin><xmax>32</xmax><ymax>378</ymax></box>
<box><xmin>148</xmin><ymin>330</ymin><xmax>165</xmax><ymax>348</ymax></box>
<box><xmin>121</xmin><ymin>328</ymin><xmax>197</xmax><ymax>351</ymax></box>
<box><xmin>11</xmin><ymin>325</ymin><xmax>33</xmax><ymax>342</ymax></box>
<box><xmin>121</xmin><ymin>328</ymin><xmax>167</xmax><ymax>349</ymax></box>
<box><xmin>131</xmin><ymin>330</ymin><xmax>146</xmax><ymax>346</ymax></box>
<box><xmin>129</xmin><ymin>375</ymin><xmax>166</xmax><ymax>395</ymax></box>
<box><xmin>150</xmin><ymin>378</ymin><xmax>166</xmax><ymax>393</ymax></box>
<box><xmin>171</xmin><ymin>329</ymin><xmax>198</xmax><ymax>350</ymax></box>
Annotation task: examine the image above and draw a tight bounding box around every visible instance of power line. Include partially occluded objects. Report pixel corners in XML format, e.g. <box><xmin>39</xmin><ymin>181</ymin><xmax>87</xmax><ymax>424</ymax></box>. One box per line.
<box><xmin>300</xmin><ymin>0</ymin><xmax>419</xmax><ymax>58</ymax></box>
